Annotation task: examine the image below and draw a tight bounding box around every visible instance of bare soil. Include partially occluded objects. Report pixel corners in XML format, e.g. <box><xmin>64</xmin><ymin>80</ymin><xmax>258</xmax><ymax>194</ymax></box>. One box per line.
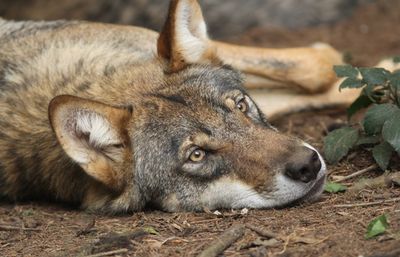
<box><xmin>1</xmin><ymin>1</ymin><xmax>400</xmax><ymax>256</ymax></box>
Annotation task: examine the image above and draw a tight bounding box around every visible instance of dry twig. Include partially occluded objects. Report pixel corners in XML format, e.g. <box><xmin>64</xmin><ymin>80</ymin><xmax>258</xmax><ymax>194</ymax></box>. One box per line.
<box><xmin>197</xmin><ymin>225</ymin><xmax>245</xmax><ymax>257</ymax></box>
<box><xmin>332</xmin><ymin>197</ymin><xmax>400</xmax><ymax>208</ymax></box>
<box><xmin>333</xmin><ymin>164</ymin><xmax>378</xmax><ymax>182</ymax></box>
<box><xmin>246</xmin><ymin>224</ymin><xmax>280</xmax><ymax>239</ymax></box>
<box><xmin>0</xmin><ymin>225</ymin><xmax>41</xmax><ymax>231</ymax></box>
<box><xmin>0</xmin><ymin>243</ymin><xmax>11</xmax><ymax>248</ymax></box>
<box><xmin>84</xmin><ymin>248</ymin><xmax>128</xmax><ymax>257</ymax></box>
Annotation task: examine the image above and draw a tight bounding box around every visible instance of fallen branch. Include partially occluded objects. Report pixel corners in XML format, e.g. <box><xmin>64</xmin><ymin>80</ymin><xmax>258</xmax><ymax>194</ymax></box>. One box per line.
<box><xmin>332</xmin><ymin>197</ymin><xmax>400</xmax><ymax>208</ymax></box>
<box><xmin>197</xmin><ymin>225</ymin><xmax>245</xmax><ymax>257</ymax></box>
<box><xmin>246</xmin><ymin>224</ymin><xmax>280</xmax><ymax>239</ymax></box>
<box><xmin>0</xmin><ymin>225</ymin><xmax>41</xmax><ymax>231</ymax></box>
<box><xmin>333</xmin><ymin>164</ymin><xmax>378</xmax><ymax>182</ymax></box>
<box><xmin>84</xmin><ymin>248</ymin><xmax>128</xmax><ymax>257</ymax></box>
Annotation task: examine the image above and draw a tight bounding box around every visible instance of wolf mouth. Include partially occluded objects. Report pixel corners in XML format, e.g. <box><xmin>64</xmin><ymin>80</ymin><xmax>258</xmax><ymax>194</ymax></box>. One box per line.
<box><xmin>299</xmin><ymin>173</ymin><xmax>326</xmax><ymax>203</ymax></box>
<box><xmin>277</xmin><ymin>174</ymin><xmax>326</xmax><ymax>209</ymax></box>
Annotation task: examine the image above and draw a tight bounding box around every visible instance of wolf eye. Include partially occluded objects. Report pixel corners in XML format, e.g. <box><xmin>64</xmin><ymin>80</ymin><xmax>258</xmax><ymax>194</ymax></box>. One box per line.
<box><xmin>189</xmin><ymin>148</ymin><xmax>206</xmax><ymax>162</ymax></box>
<box><xmin>236</xmin><ymin>99</ymin><xmax>248</xmax><ymax>113</ymax></box>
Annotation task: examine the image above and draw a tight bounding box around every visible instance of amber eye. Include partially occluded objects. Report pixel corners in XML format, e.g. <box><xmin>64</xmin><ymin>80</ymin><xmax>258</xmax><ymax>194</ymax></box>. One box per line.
<box><xmin>189</xmin><ymin>148</ymin><xmax>206</xmax><ymax>162</ymax></box>
<box><xmin>236</xmin><ymin>99</ymin><xmax>248</xmax><ymax>113</ymax></box>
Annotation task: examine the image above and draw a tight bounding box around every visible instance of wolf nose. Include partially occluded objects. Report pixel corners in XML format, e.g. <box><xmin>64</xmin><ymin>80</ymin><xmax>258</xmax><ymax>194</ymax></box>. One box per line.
<box><xmin>284</xmin><ymin>149</ymin><xmax>321</xmax><ymax>183</ymax></box>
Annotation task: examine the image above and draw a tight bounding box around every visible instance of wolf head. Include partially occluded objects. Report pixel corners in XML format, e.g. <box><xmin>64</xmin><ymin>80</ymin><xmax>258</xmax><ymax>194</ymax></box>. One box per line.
<box><xmin>48</xmin><ymin>0</ymin><xmax>326</xmax><ymax>212</ymax></box>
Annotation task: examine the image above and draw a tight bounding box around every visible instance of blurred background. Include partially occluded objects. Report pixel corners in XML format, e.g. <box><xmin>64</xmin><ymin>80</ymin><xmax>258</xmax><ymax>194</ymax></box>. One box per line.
<box><xmin>0</xmin><ymin>0</ymin><xmax>371</xmax><ymax>38</ymax></box>
<box><xmin>0</xmin><ymin>0</ymin><xmax>399</xmax><ymax>66</ymax></box>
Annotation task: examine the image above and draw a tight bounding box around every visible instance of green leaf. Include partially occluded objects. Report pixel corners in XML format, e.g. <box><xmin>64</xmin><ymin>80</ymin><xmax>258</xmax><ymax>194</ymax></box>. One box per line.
<box><xmin>324</xmin><ymin>182</ymin><xmax>347</xmax><ymax>193</ymax></box>
<box><xmin>142</xmin><ymin>226</ymin><xmax>159</xmax><ymax>235</ymax></box>
<box><xmin>382</xmin><ymin>110</ymin><xmax>400</xmax><ymax>154</ymax></box>
<box><xmin>394</xmin><ymin>56</ymin><xmax>400</xmax><ymax>63</ymax></box>
<box><xmin>347</xmin><ymin>94</ymin><xmax>373</xmax><ymax>118</ymax></box>
<box><xmin>356</xmin><ymin>135</ymin><xmax>380</xmax><ymax>145</ymax></box>
<box><xmin>359</xmin><ymin>67</ymin><xmax>390</xmax><ymax>86</ymax></box>
<box><xmin>334</xmin><ymin>65</ymin><xmax>359</xmax><ymax>78</ymax></box>
<box><xmin>323</xmin><ymin>127</ymin><xmax>359</xmax><ymax>163</ymax></box>
<box><xmin>362</xmin><ymin>104</ymin><xmax>398</xmax><ymax>135</ymax></box>
<box><xmin>365</xmin><ymin>214</ymin><xmax>389</xmax><ymax>239</ymax></box>
<box><xmin>372</xmin><ymin>142</ymin><xmax>394</xmax><ymax>170</ymax></box>
<box><xmin>339</xmin><ymin>77</ymin><xmax>364</xmax><ymax>91</ymax></box>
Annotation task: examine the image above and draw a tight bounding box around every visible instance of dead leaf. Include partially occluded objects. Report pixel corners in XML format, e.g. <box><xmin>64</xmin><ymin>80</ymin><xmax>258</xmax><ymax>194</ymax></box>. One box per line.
<box><xmin>292</xmin><ymin>236</ymin><xmax>327</xmax><ymax>245</ymax></box>
<box><xmin>143</xmin><ymin>226</ymin><xmax>159</xmax><ymax>235</ymax></box>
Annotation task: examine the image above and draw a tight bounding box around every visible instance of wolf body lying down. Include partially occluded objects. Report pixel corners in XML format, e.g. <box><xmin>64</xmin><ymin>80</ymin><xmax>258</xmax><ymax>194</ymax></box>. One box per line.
<box><xmin>0</xmin><ymin>0</ymin><xmax>336</xmax><ymax>213</ymax></box>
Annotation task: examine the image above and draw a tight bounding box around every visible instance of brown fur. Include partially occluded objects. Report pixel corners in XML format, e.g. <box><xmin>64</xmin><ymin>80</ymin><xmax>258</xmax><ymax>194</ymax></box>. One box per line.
<box><xmin>0</xmin><ymin>0</ymin><xmax>339</xmax><ymax>213</ymax></box>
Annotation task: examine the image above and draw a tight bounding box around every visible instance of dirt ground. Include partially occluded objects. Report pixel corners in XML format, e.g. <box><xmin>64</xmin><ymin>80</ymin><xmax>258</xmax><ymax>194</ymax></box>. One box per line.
<box><xmin>1</xmin><ymin>1</ymin><xmax>400</xmax><ymax>256</ymax></box>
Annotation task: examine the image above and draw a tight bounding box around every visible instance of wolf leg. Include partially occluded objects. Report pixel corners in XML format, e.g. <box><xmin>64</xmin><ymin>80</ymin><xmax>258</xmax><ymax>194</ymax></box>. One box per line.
<box><xmin>211</xmin><ymin>41</ymin><xmax>343</xmax><ymax>94</ymax></box>
<box><xmin>251</xmin><ymin>58</ymin><xmax>400</xmax><ymax>119</ymax></box>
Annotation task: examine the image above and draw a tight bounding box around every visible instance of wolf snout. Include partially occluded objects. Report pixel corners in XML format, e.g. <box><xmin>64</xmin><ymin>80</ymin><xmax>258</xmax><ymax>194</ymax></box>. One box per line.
<box><xmin>284</xmin><ymin>147</ymin><xmax>322</xmax><ymax>183</ymax></box>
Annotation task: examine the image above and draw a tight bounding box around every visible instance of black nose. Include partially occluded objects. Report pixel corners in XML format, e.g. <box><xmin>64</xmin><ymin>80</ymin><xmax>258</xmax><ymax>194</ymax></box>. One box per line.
<box><xmin>284</xmin><ymin>148</ymin><xmax>321</xmax><ymax>183</ymax></box>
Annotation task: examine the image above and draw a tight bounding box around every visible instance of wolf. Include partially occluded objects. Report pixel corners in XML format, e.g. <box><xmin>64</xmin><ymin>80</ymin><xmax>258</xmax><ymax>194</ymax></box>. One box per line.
<box><xmin>0</xmin><ymin>0</ymin><xmax>345</xmax><ymax>213</ymax></box>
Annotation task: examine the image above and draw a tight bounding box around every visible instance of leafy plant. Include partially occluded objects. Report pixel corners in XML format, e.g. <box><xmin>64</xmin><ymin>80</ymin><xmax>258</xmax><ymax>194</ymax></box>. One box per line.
<box><xmin>324</xmin><ymin>58</ymin><xmax>400</xmax><ymax>170</ymax></box>
<box><xmin>365</xmin><ymin>214</ymin><xmax>389</xmax><ymax>239</ymax></box>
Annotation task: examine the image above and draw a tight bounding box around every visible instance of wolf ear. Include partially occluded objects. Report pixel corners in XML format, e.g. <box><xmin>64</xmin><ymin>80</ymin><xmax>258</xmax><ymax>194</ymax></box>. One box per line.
<box><xmin>157</xmin><ymin>0</ymin><xmax>215</xmax><ymax>71</ymax></box>
<box><xmin>48</xmin><ymin>95</ymin><xmax>132</xmax><ymax>191</ymax></box>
